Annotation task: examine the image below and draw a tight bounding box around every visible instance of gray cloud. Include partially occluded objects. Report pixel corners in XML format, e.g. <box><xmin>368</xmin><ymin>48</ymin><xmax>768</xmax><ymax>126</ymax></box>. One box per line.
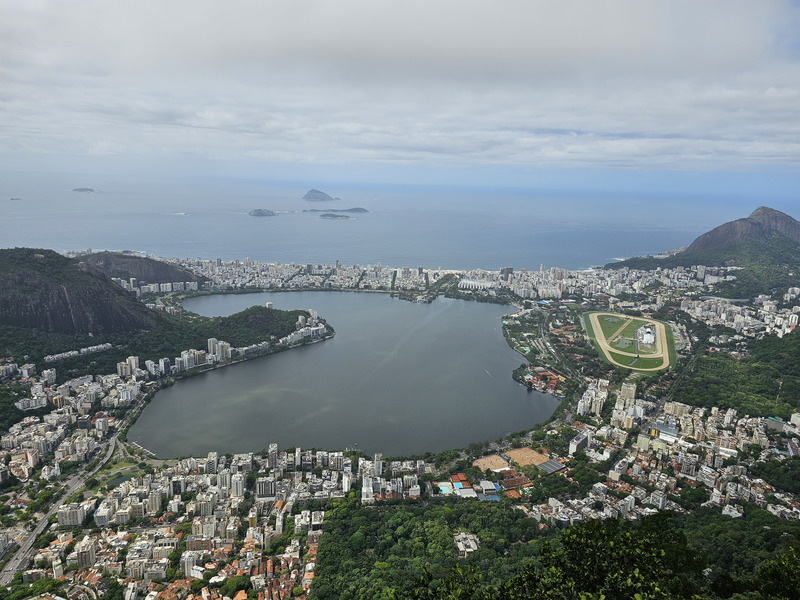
<box><xmin>1</xmin><ymin>0</ymin><xmax>798</xmax><ymax>172</ymax></box>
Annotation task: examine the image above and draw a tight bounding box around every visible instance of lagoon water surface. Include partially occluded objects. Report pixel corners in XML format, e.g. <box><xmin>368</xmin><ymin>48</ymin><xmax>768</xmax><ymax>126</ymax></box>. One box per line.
<box><xmin>128</xmin><ymin>292</ymin><xmax>560</xmax><ymax>457</ymax></box>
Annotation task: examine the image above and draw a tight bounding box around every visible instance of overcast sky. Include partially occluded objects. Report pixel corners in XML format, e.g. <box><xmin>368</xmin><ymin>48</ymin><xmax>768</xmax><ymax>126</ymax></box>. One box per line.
<box><xmin>2</xmin><ymin>0</ymin><xmax>799</xmax><ymax>190</ymax></box>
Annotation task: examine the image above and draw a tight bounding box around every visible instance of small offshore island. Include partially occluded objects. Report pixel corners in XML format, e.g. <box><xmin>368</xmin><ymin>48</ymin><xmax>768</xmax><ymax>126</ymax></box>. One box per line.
<box><xmin>303</xmin><ymin>207</ymin><xmax>369</xmax><ymax>214</ymax></box>
<box><xmin>71</xmin><ymin>187</ymin><xmax>95</xmax><ymax>193</ymax></box>
<box><xmin>0</xmin><ymin>206</ymin><xmax>799</xmax><ymax>599</ymax></box>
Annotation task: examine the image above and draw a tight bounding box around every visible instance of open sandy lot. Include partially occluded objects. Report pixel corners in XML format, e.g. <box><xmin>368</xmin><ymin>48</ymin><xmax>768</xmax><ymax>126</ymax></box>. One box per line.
<box><xmin>506</xmin><ymin>447</ymin><xmax>550</xmax><ymax>467</ymax></box>
<box><xmin>473</xmin><ymin>455</ymin><xmax>509</xmax><ymax>471</ymax></box>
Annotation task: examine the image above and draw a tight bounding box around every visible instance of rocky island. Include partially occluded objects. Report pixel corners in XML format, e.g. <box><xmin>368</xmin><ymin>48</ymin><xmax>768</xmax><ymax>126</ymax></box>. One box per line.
<box><xmin>303</xmin><ymin>207</ymin><xmax>369</xmax><ymax>213</ymax></box>
<box><xmin>319</xmin><ymin>213</ymin><xmax>353</xmax><ymax>219</ymax></box>
<box><xmin>248</xmin><ymin>209</ymin><xmax>279</xmax><ymax>217</ymax></box>
<box><xmin>302</xmin><ymin>188</ymin><xmax>340</xmax><ymax>202</ymax></box>
<box><xmin>72</xmin><ymin>187</ymin><xmax>95</xmax><ymax>193</ymax></box>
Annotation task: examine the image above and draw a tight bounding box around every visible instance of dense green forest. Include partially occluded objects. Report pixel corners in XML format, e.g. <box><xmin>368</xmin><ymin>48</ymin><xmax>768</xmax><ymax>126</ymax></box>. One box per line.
<box><xmin>672</xmin><ymin>330</ymin><xmax>800</xmax><ymax>419</ymax></box>
<box><xmin>310</xmin><ymin>500</ymin><xmax>800</xmax><ymax>600</ymax></box>
<box><xmin>409</xmin><ymin>512</ymin><xmax>800</xmax><ymax>600</ymax></box>
<box><xmin>310</xmin><ymin>497</ymin><xmax>551</xmax><ymax>600</ymax></box>
<box><xmin>748</xmin><ymin>457</ymin><xmax>800</xmax><ymax>495</ymax></box>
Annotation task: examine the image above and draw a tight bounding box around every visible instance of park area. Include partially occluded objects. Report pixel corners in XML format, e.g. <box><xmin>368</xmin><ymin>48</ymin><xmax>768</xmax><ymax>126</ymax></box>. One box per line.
<box><xmin>584</xmin><ymin>312</ymin><xmax>676</xmax><ymax>372</ymax></box>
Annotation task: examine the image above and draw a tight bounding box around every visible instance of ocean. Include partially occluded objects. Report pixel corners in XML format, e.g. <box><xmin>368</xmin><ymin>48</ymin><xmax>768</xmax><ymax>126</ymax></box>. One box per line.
<box><xmin>0</xmin><ymin>170</ymin><xmax>777</xmax><ymax>270</ymax></box>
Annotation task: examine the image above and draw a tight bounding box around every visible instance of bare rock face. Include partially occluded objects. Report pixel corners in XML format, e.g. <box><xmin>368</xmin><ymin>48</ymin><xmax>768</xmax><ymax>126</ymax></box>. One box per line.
<box><xmin>684</xmin><ymin>207</ymin><xmax>800</xmax><ymax>254</ymax></box>
<box><xmin>748</xmin><ymin>206</ymin><xmax>800</xmax><ymax>241</ymax></box>
<box><xmin>84</xmin><ymin>251</ymin><xmax>200</xmax><ymax>284</ymax></box>
<box><xmin>0</xmin><ymin>248</ymin><xmax>164</xmax><ymax>335</ymax></box>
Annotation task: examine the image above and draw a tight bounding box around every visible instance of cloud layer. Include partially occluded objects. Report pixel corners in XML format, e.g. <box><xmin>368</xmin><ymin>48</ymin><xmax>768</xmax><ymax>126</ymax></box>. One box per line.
<box><xmin>2</xmin><ymin>0</ymin><xmax>799</xmax><ymax>173</ymax></box>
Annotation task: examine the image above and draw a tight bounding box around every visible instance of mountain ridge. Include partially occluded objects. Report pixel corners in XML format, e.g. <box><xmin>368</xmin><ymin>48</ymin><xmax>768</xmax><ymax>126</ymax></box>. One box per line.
<box><xmin>0</xmin><ymin>248</ymin><xmax>165</xmax><ymax>335</ymax></box>
<box><xmin>84</xmin><ymin>251</ymin><xmax>201</xmax><ymax>284</ymax></box>
<box><xmin>683</xmin><ymin>206</ymin><xmax>800</xmax><ymax>254</ymax></box>
<box><xmin>607</xmin><ymin>206</ymin><xmax>800</xmax><ymax>270</ymax></box>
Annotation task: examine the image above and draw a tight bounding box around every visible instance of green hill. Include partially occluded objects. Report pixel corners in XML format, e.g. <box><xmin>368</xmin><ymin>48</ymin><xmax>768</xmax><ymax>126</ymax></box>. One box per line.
<box><xmin>0</xmin><ymin>248</ymin><xmax>323</xmax><ymax>380</ymax></box>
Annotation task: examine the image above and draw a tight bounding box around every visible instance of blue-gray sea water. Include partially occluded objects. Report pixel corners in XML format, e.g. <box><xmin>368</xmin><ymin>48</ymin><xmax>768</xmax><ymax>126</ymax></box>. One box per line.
<box><xmin>0</xmin><ymin>172</ymin><xmax>778</xmax><ymax>270</ymax></box>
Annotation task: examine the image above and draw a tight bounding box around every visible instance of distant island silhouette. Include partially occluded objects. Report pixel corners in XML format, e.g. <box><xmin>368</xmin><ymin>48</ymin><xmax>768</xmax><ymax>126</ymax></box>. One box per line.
<box><xmin>303</xmin><ymin>189</ymin><xmax>340</xmax><ymax>202</ymax></box>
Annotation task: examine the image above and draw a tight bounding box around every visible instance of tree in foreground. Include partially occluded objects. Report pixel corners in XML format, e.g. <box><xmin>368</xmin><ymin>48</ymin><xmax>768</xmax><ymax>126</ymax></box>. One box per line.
<box><xmin>409</xmin><ymin>514</ymin><xmax>705</xmax><ymax>600</ymax></box>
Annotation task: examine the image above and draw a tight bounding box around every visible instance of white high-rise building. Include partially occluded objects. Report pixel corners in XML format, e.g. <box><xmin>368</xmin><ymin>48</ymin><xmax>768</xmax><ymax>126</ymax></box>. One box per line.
<box><xmin>362</xmin><ymin>476</ymin><xmax>373</xmax><ymax>502</ymax></box>
<box><xmin>218</xmin><ymin>468</ymin><xmax>232</xmax><ymax>491</ymax></box>
<box><xmin>231</xmin><ymin>473</ymin><xmax>245</xmax><ymax>497</ymax></box>
<box><xmin>181</xmin><ymin>350</ymin><xmax>195</xmax><ymax>369</ymax></box>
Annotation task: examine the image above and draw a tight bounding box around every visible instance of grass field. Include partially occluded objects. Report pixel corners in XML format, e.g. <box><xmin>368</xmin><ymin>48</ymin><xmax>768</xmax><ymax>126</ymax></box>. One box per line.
<box><xmin>606</xmin><ymin>351</ymin><xmax>665</xmax><ymax>369</ymax></box>
<box><xmin>629</xmin><ymin>356</ymin><xmax>667</xmax><ymax>370</ymax></box>
<box><xmin>615</xmin><ymin>319</ymin><xmax>640</xmax><ymax>341</ymax></box>
<box><xmin>608</xmin><ymin>350</ymin><xmax>636</xmax><ymax>366</ymax></box>
<box><xmin>667</xmin><ymin>325</ymin><xmax>678</xmax><ymax>365</ymax></box>
<box><xmin>596</xmin><ymin>315</ymin><xmax>626</xmax><ymax>340</ymax></box>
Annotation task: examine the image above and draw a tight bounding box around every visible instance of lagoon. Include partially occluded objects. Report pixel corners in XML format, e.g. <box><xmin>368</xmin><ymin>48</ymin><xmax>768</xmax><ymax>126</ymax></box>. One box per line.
<box><xmin>127</xmin><ymin>291</ymin><xmax>560</xmax><ymax>457</ymax></box>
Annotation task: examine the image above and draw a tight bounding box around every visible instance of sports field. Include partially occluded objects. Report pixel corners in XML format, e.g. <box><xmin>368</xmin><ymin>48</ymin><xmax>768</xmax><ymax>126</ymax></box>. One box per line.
<box><xmin>584</xmin><ymin>312</ymin><xmax>675</xmax><ymax>371</ymax></box>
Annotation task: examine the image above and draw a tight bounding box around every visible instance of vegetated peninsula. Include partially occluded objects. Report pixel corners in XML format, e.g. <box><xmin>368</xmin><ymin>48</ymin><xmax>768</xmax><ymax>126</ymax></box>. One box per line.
<box><xmin>0</xmin><ymin>247</ymin><xmax>329</xmax><ymax>374</ymax></box>
<box><xmin>302</xmin><ymin>188</ymin><xmax>340</xmax><ymax>202</ymax></box>
<box><xmin>248</xmin><ymin>209</ymin><xmax>279</xmax><ymax>217</ymax></box>
<box><xmin>71</xmin><ymin>187</ymin><xmax>95</xmax><ymax>193</ymax></box>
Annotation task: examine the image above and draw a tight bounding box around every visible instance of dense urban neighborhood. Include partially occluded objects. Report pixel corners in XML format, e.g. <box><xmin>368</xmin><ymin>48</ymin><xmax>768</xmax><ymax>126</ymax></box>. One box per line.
<box><xmin>1</xmin><ymin>242</ymin><xmax>800</xmax><ymax>599</ymax></box>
